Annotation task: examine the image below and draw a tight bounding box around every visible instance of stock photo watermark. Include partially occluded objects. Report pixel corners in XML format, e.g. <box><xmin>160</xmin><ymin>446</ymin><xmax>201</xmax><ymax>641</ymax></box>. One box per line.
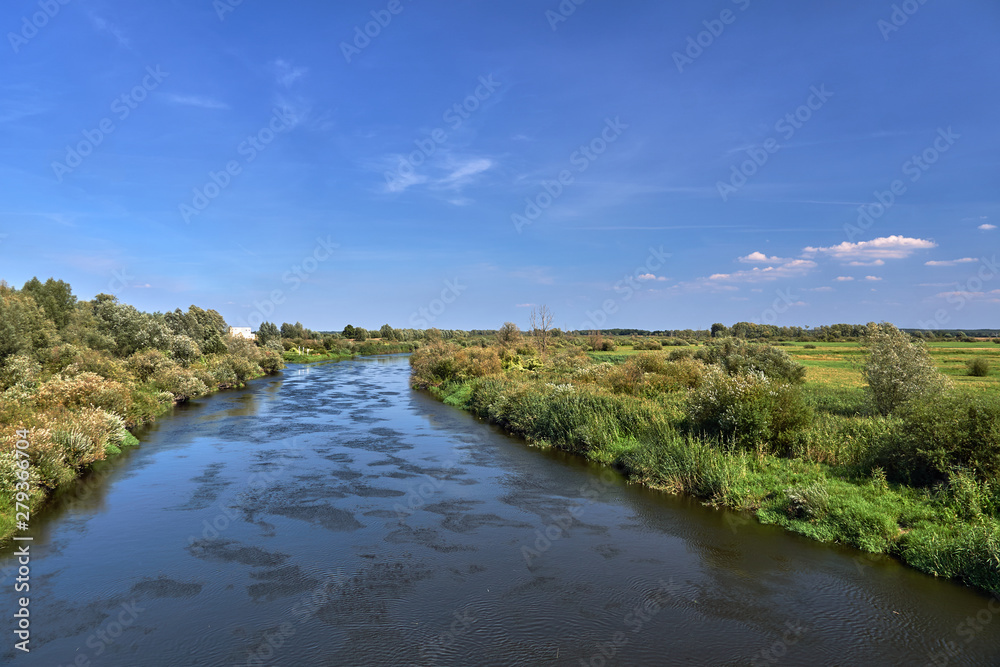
<box><xmin>179</xmin><ymin>106</ymin><xmax>297</xmax><ymax>223</ymax></box>
<box><xmin>339</xmin><ymin>0</ymin><xmax>414</xmax><ymax>63</ymax></box>
<box><xmin>233</xmin><ymin>237</ymin><xmax>340</xmax><ymax>331</ymax></box>
<box><xmin>7</xmin><ymin>0</ymin><xmax>70</xmax><ymax>53</ymax></box>
<box><xmin>384</xmin><ymin>74</ymin><xmax>501</xmax><ymax>192</ymax></box>
<box><xmin>672</xmin><ymin>0</ymin><xmax>752</xmax><ymax>73</ymax></box>
<box><xmin>844</xmin><ymin>127</ymin><xmax>959</xmax><ymax>241</ymax></box>
<box><xmin>717</xmin><ymin>84</ymin><xmax>833</xmax><ymax>201</ymax></box>
<box><xmin>580</xmin><ymin>246</ymin><xmax>671</xmax><ymax>330</ymax></box>
<box><xmin>511</xmin><ymin>117</ymin><xmax>628</xmax><ymax>233</ymax></box>
<box><xmin>877</xmin><ymin>0</ymin><xmax>929</xmax><ymax>41</ymax></box>
<box><xmin>51</xmin><ymin>66</ymin><xmax>169</xmax><ymax>182</ymax></box>
<box><xmin>408</xmin><ymin>279</ymin><xmax>467</xmax><ymax>329</ymax></box>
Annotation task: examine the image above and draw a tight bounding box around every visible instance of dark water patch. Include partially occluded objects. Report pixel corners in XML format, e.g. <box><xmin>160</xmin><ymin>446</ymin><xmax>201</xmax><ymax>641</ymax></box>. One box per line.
<box><xmin>131</xmin><ymin>577</ymin><xmax>204</xmax><ymax>599</ymax></box>
<box><xmin>247</xmin><ymin>565</ymin><xmax>320</xmax><ymax>602</ymax></box>
<box><xmin>267</xmin><ymin>503</ymin><xmax>364</xmax><ymax>531</ymax></box>
<box><xmin>384</xmin><ymin>524</ymin><xmax>477</xmax><ymax>553</ymax></box>
<box><xmin>187</xmin><ymin>539</ymin><xmax>289</xmax><ymax>567</ymax></box>
<box><xmin>315</xmin><ymin>561</ymin><xmax>434</xmax><ymax>626</ymax></box>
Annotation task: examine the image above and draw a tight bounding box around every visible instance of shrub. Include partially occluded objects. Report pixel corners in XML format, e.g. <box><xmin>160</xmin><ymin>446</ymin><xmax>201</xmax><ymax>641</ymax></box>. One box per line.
<box><xmin>967</xmin><ymin>357</ymin><xmax>990</xmax><ymax>377</ymax></box>
<box><xmin>804</xmin><ymin>344</ymin><xmax>817</xmax><ymax>349</ymax></box>
<box><xmin>687</xmin><ymin>369</ymin><xmax>812</xmax><ymax>455</ymax></box>
<box><xmin>150</xmin><ymin>367</ymin><xmax>208</xmax><ymax>402</ymax></box>
<box><xmin>695</xmin><ymin>338</ymin><xmax>806</xmax><ymax>384</ymax></box>
<box><xmin>127</xmin><ymin>349</ymin><xmax>175</xmax><ymax>383</ymax></box>
<box><xmin>882</xmin><ymin>392</ymin><xmax>1000</xmax><ymax>485</ymax></box>
<box><xmin>861</xmin><ymin>322</ymin><xmax>950</xmax><ymax>415</ymax></box>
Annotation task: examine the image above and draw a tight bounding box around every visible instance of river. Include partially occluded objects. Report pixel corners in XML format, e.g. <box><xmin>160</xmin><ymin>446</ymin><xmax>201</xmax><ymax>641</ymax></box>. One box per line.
<box><xmin>2</xmin><ymin>355</ymin><xmax>998</xmax><ymax>666</ymax></box>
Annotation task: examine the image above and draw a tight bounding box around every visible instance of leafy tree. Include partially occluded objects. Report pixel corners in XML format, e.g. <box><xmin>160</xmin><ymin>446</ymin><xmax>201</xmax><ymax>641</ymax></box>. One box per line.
<box><xmin>256</xmin><ymin>322</ymin><xmax>281</xmax><ymax>346</ymax></box>
<box><xmin>0</xmin><ymin>283</ymin><xmax>56</xmax><ymax>361</ymax></box>
<box><xmin>342</xmin><ymin>324</ymin><xmax>357</xmax><ymax>339</ymax></box>
<box><xmin>379</xmin><ymin>324</ymin><xmax>397</xmax><ymax>340</ymax></box>
<box><xmin>861</xmin><ymin>322</ymin><xmax>949</xmax><ymax>415</ymax></box>
<box><xmin>696</xmin><ymin>338</ymin><xmax>806</xmax><ymax>384</ymax></box>
<box><xmin>711</xmin><ymin>323</ymin><xmax>728</xmax><ymax>338</ymax></box>
<box><xmin>21</xmin><ymin>277</ymin><xmax>76</xmax><ymax>329</ymax></box>
<box><xmin>92</xmin><ymin>295</ymin><xmax>171</xmax><ymax>357</ymax></box>
<box><xmin>354</xmin><ymin>327</ymin><xmax>369</xmax><ymax>341</ymax></box>
<box><xmin>496</xmin><ymin>322</ymin><xmax>521</xmax><ymax>347</ymax></box>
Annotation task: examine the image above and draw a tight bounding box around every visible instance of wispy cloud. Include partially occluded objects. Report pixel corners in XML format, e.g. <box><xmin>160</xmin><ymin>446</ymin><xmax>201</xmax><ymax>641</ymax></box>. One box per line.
<box><xmin>925</xmin><ymin>258</ymin><xmax>977</xmax><ymax>267</ymax></box>
<box><xmin>637</xmin><ymin>273</ymin><xmax>667</xmax><ymax>282</ymax></box>
<box><xmin>979</xmin><ymin>223</ymin><xmax>997</xmax><ymax>231</ymax></box>
<box><xmin>835</xmin><ymin>276</ymin><xmax>854</xmax><ymax>282</ymax></box>
<box><xmin>803</xmin><ymin>235</ymin><xmax>936</xmax><ymax>262</ymax></box>
<box><xmin>271</xmin><ymin>59</ymin><xmax>308</xmax><ymax>87</ymax></box>
<box><xmin>865</xmin><ymin>275</ymin><xmax>882</xmax><ymax>281</ymax></box>
<box><xmin>165</xmin><ymin>94</ymin><xmax>229</xmax><ymax>110</ymax></box>
<box><xmin>91</xmin><ymin>15</ymin><xmax>131</xmax><ymax>48</ymax></box>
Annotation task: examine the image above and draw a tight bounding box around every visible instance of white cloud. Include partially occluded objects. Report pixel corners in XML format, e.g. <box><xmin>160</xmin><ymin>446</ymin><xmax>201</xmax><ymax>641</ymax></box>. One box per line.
<box><xmin>437</xmin><ymin>157</ymin><xmax>494</xmax><ymax>190</ymax></box>
<box><xmin>637</xmin><ymin>273</ymin><xmax>667</xmax><ymax>282</ymax></box>
<box><xmin>979</xmin><ymin>224</ymin><xmax>996</xmax><ymax>230</ymax></box>
<box><xmin>739</xmin><ymin>251</ymin><xmax>784</xmax><ymax>263</ymax></box>
<box><xmin>806</xmin><ymin>286</ymin><xmax>834</xmax><ymax>292</ymax></box>
<box><xmin>925</xmin><ymin>258</ymin><xmax>977</xmax><ymax>267</ymax></box>
<box><xmin>847</xmin><ymin>259</ymin><xmax>885</xmax><ymax>267</ymax></box>
<box><xmin>272</xmin><ymin>59</ymin><xmax>308</xmax><ymax>87</ymax></box>
<box><xmin>803</xmin><ymin>235</ymin><xmax>936</xmax><ymax>262</ymax></box>
<box><xmin>864</xmin><ymin>276</ymin><xmax>882</xmax><ymax>281</ymax></box>
<box><xmin>91</xmin><ymin>15</ymin><xmax>130</xmax><ymax>48</ymax></box>
<box><xmin>165</xmin><ymin>94</ymin><xmax>229</xmax><ymax>110</ymax></box>
<box><xmin>706</xmin><ymin>259</ymin><xmax>817</xmax><ymax>284</ymax></box>
<box><xmin>835</xmin><ymin>276</ymin><xmax>854</xmax><ymax>282</ymax></box>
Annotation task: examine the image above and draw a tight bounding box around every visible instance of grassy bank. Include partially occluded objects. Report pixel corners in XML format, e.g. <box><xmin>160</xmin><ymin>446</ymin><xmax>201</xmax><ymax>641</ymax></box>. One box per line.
<box><xmin>411</xmin><ymin>337</ymin><xmax>1000</xmax><ymax>595</ymax></box>
<box><xmin>0</xmin><ymin>283</ymin><xmax>287</xmax><ymax>544</ymax></box>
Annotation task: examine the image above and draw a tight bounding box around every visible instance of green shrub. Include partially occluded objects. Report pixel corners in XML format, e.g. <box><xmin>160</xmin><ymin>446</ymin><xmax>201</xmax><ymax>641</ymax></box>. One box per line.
<box><xmin>686</xmin><ymin>369</ymin><xmax>812</xmax><ymax>455</ymax></box>
<box><xmin>882</xmin><ymin>392</ymin><xmax>1000</xmax><ymax>485</ymax></box>
<box><xmin>861</xmin><ymin>322</ymin><xmax>950</xmax><ymax>415</ymax></box>
<box><xmin>967</xmin><ymin>357</ymin><xmax>990</xmax><ymax>377</ymax></box>
<box><xmin>695</xmin><ymin>338</ymin><xmax>806</xmax><ymax>384</ymax></box>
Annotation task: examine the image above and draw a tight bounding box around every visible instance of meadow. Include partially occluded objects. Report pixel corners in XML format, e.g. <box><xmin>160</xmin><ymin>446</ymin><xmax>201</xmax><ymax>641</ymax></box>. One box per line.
<box><xmin>410</xmin><ymin>332</ymin><xmax>1000</xmax><ymax>595</ymax></box>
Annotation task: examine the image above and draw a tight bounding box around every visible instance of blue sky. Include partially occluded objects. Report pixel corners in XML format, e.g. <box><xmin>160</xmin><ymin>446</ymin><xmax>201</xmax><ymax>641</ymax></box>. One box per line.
<box><xmin>2</xmin><ymin>0</ymin><xmax>999</xmax><ymax>331</ymax></box>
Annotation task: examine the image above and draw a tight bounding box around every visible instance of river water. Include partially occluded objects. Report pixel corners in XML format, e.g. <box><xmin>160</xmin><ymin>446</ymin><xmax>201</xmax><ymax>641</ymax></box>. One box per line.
<box><xmin>2</xmin><ymin>355</ymin><xmax>998</xmax><ymax>666</ymax></box>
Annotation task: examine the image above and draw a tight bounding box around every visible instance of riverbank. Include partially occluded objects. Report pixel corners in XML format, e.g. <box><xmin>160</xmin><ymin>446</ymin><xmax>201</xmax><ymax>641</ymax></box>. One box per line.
<box><xmin>411</xmin><ymin>342</ymin><xmax>1000</xmax><ymax>595</ymax></box>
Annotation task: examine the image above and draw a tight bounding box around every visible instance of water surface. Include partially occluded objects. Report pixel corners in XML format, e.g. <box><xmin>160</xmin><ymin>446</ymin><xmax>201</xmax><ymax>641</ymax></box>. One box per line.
<box><xmin>2</xmin><ymin>355</ymin><xmax>998</xmax><ymax>666</ymax></box>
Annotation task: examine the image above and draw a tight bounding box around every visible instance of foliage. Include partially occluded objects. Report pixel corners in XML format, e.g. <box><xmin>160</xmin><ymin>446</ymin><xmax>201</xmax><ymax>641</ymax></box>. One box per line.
<box><xmin>967</xmin><ymin>357</ymin><xmax>990</xmax><ymax>377</ymax></box>
<box><xmin>861</xmin><ymin>322</ymin><xmax>951</xmax><ymax>415</ymax></box>
<box><xmin>695</xmin><ymin>338</ymin><xmax>806</xmax><ymax>384</ymax></box>
<box><xmin>687</xmin><ymin>369</ymin><xmax>812</xmax><ymax>455</ymax></box>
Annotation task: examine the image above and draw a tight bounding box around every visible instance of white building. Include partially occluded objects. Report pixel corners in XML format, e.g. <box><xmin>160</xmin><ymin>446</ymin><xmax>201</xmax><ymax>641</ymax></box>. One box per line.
<box><xmin>229</xmin><ymin>327</ymin><xmax>254</xmax><ymax>340</ymax></box>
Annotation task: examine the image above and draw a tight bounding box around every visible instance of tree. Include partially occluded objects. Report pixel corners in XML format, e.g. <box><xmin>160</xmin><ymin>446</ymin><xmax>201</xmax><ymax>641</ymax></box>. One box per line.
<box><xmin>529</xmin><ymin>305</ymin><xmax>555</xmax><ymax>356</ymax></box>
<box><xmin>861</xmin><ymin>322</ymin><xmax>950</xmax><ymax>415</ymax></box>
<box><xmin>342</xmin><ymin>324</ymin><xmax>357</xmax><ymax>339</ymax></box>
<box><xmin>21</xmin><ymin>277</ymin><xmax>76</xmax><ymax>329</ymax></box>
<box><xmin>711</xmin><ymin>323</ymin><xmax>728</xmax><ymax>338</ymax></box>
<box><xmin>354</xmin><ymin>327</ymin><xmax>369</xmax><ymax>341</ymax></box>
<box><xmin>379</xmin><ymin>324</ymin><xmax>397</xmax><ymax>340</ymax></box>
<box><xmin>496</xmin><ymin>322</ymin><xmax>521</xmax><ymax>347</ymax></box>
<box><xmin>256</xmin><ymin>322</ymin><xmax>281</xmax><ymax>346</ymax></box>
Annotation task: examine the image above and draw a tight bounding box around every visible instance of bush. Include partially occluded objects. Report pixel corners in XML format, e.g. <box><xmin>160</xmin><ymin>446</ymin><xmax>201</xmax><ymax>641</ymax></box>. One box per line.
<box><xmin>686</xmin><ymin>369</ymin><xmax>812</xmax><ymax>455</ymax></box>
<box><xmin>695</xmin><ymin>338</ymin><xmax>806</xmax><ymax>384</ymax></box>
<box><xmin>861</xmin><ymin>322</ymin><xmax>950</xmax><ymax>415</ymax></box>
<box><xmin>882</xmin><ymin>392</ymin><xmax>1000</xmax><ymax>485</ymax></box>
<box><xmin>804</xmin><ymin>344</ymin><xmax>817</xmax><ymax>350</ymax></box>
<box><xmin>967</xmin><ymin>357</ymin><xmax>990</xmax><ymax>377</ymax></box>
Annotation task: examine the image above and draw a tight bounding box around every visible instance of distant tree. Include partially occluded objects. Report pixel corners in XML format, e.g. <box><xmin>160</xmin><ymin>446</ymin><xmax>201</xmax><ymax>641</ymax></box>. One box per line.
<box><xmin>342</xmin><ymin>324</ymin><xmax>357</xmax><ymax>339</ymax></box>
<box><xmin>529</xmin><ymin>305</ymin><xmax>555</xmax><ymax>356</ymax></box>
<box><xmin>496</xmin><ymin>322</ymin><xmax>521</xmax><ymax>347</ymax></box>
<box><xmin>379</xmin><ymin>324</ymin><xmax>397</xmax><ymax>340</ymax></box>
<box><xmin>256</xmin><ymin>322</ymin><xmax>281</xmax><ymax>346</ymax></box>
<box><xmin>862</xmin><ymin>322</ymin><xmax>950</xmax><ymax>415</ymax></box>
<box><xmin>424</xmin><ymin>328</ymin><xmax>442</xmax><ymax>342</ymax></box>
<box><xmin>711</xmin><ymin>323</ymin><xmax>728</xmax><ymax>338</ymax></box>
<box><xmin>354</xmin><ymin>327</ymin><xmax>369</xmax><ymax>341</ymax></box>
